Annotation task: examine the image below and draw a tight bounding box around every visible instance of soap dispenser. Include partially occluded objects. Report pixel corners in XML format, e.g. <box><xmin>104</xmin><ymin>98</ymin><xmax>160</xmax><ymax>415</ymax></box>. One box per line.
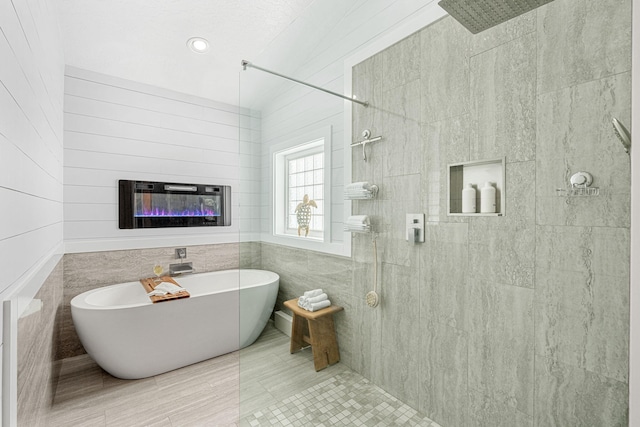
<box><xmin>462</xmin><ymin>184</ymin><xmax>476</xmax><ymax>213</ymax></box>
<box><xmin>480</xmin><ymin>182</ymin><xmax>496</xmax><ymax>213</ymax></box>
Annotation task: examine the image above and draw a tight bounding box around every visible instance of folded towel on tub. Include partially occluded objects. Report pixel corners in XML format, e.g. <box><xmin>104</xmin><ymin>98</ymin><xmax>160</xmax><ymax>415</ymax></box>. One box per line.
<box><xmin>147</xmin><ymin>282</ymin><xmax>186</xmax><ymax>297</ymax></box>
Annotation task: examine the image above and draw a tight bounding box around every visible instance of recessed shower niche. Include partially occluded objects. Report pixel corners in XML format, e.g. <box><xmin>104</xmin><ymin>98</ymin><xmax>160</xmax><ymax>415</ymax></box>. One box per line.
<box><xmin>447</xmin><ymin>158</ymin><xmax>505</xmax><ymax>216</ymax></box>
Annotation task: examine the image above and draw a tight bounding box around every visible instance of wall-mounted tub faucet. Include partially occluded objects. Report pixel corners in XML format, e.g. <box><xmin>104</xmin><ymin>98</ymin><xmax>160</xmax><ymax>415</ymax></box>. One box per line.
<box><xmin>171</xmin><ymin>248</ymin><xmax>193</xmax><ymax>275</ymax></box>
<box><xmin>175</xmin><ymin>248</ymin><xmax>187</xmax><ymax>261</ymax></box>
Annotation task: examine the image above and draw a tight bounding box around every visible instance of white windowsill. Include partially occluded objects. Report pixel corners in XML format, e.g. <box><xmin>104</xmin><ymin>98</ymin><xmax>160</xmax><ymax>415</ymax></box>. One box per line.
<box><xmin>260</xmin><ymin>232</ymin><xmax>350</xmax><ymax>257</ymax></box>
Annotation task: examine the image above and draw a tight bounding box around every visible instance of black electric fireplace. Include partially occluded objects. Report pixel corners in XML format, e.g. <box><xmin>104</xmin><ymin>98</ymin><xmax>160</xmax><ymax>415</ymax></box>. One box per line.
<box><xmin>119</xmin><ymin>180</ymin><xmax>231</xmax><ymax>229</ymax></box>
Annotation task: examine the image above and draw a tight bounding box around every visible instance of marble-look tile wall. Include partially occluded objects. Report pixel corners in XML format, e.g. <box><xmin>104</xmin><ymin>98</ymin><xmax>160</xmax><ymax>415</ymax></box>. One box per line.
<box><xmin>59</xmin><ymin>242</ymin><xmax>260</xmax><ymax>359</ymax></box>
<box><xmin>347</xmin><ymin>0</ymin><xmax>631</xmax><ymax>425</ymax></box>
<box><xmin>261</xmin><ymin>243</ymin><xmax>354</xmax><ymax>367</ymax></box>
<box><xmin>18</xmin><ymin>260</ymin><xmax>64</xmax><ymax>426</ymax></box>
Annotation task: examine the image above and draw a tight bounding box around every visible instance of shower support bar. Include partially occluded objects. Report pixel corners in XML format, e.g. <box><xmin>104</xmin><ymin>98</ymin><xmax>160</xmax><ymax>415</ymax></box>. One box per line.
<box><xmin>241</xmin><ymin>60</ymin><xmax>369</xmax><ymax>107</ymax></box>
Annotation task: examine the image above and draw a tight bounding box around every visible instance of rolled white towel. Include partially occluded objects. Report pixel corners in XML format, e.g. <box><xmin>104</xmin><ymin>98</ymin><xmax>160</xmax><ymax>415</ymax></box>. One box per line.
<box><xmin>298</xmin><ymin>297</ymin><xmax>307</xmax><ymax>308</ymax></box>
<box><xmin>345</xmin><ymin>182</ymin><xmax>369</xmax><ymax>191</ymax></box>
<box><xmin>303</xmin><ymin>289</ymin><xmax>324</xmax><ymax>298</ymax></box>
<box><xmin>307</xmin><ymin>300</ymin><xmax>331</xmax><ymax>312</ymax></box>
<box><xmin>346</xmin><ymin>215</ymin><xmax>369</xmax><ymax>225</ymax></box>
<box><xmin>306</xmin><ymin>293</ymin><xmax>328</xmax><ymax>304</ymax></box>
<box><xmin>147</xmin><ymin>282</ymin><xmax>186</xmax><ymax>297</ymax></box>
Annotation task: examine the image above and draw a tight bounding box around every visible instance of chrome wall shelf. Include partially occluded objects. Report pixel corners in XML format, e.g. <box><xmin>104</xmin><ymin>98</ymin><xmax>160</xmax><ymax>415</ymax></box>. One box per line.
<box><xmin>344</xmin><ymin>182</ymin><xmax>378</xmax><ymax>200</ymax></box>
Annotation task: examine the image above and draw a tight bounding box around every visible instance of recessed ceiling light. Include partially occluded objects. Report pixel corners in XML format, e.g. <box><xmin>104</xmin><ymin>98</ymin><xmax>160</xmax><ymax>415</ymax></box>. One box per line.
<box><xmin>187</xmin><ymin>37</ymin><xmax>209</xmax><ymax>54</ymax></box>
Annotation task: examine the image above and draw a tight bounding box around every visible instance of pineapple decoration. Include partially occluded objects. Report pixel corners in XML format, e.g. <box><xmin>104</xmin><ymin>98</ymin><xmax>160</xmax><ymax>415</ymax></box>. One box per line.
<box><xmin>294</xmin><ymin>194</ymin><xmax>317</xmax><ymax>237</ymax></box>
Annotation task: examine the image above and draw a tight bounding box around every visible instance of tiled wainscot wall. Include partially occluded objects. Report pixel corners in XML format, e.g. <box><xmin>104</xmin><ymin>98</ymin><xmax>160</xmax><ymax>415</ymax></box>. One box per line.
<box><xmin>17</xmin><ymin>260</ymin><xmax>64</xmax><ymax>426</ymax></box>
<box><xmin>57</xmin><ymin>242</ymin><xmax>261</xmax><ymax>359</ymax></box>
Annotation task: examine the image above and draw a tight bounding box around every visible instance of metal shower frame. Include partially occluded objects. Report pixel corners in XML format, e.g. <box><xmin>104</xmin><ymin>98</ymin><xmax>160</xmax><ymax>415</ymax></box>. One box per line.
<box><xmin>241</xmin><ymin>60</ymin><xmax>369</xmax><ymax>107</ymax></box>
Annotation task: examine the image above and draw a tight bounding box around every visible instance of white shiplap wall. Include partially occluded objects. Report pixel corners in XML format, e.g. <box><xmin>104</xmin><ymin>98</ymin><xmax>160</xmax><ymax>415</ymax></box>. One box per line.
<box><xmin>0</xmin><ymin>0</ymin><xmax>65</xmax><ymax>423</ymax></box>
<box><xmin>63</xmin><ymin>67</ymin><xmax>262</xmax><ymax>252</ymax></box>
<box><xmin>0</xmin><ymin>0</ymin><xmax>64</xmax><ymax>294</ymax></box>
<box><xmin>253</xmin><ymin>0</ymin><xmax>439</xmax><ymax>255</ymax></box>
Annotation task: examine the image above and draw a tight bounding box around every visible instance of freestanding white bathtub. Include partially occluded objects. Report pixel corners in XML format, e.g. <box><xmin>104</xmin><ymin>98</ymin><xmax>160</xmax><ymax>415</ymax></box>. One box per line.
<box><xmin>71</xmin><ymin>269</ymin><xmax>279</xmax><ymax>379</ymax></box>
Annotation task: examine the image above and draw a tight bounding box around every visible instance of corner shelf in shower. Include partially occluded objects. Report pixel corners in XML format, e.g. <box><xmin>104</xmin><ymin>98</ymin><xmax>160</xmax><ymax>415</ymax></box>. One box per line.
<box><xmin>447</xmin><ymin>157</ymin><xmax>505</xmax><ymax>216</ymax></box>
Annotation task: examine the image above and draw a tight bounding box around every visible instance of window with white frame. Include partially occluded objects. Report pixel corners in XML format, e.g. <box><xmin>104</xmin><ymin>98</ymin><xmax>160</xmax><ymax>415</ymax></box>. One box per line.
<box><xmin>273</xmin><ymin>127</ymin><xmax>331</xmax><ymax>242</ymax></box>
<box><xmin>286</xmin><ymin>149</ymin><xmax>324</xmax><ymax>236</ymax></box>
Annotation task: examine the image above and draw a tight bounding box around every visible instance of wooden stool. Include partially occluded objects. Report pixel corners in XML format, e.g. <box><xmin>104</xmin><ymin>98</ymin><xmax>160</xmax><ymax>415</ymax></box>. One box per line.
<box><xmin>283</xmin><ymin>298</ymin><xmax>344</xmax><ymax>371</ymax></box>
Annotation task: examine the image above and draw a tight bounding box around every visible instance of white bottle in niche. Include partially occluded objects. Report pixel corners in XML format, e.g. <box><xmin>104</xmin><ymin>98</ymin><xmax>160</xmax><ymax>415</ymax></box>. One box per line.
<box><xmin>480</xmin><ymin>182</ymin><xmax>496</xmax><ymax>213</ymax></box>
<box><xmin>462</xmin><ymin>183</ymin><xmax>476</xmax><ymax>213</ymax></box>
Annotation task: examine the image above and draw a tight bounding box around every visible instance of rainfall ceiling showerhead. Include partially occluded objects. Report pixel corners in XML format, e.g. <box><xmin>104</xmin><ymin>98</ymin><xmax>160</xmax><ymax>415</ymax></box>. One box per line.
<box><xmin>612</xmin><ymin>117</ymin><xmax>631</xmax><ymax>155</ymax></box>
<box><xmin>438</xmin><ymin>0</ymin><xmax>555</xmax><ymax>34</ymax></box>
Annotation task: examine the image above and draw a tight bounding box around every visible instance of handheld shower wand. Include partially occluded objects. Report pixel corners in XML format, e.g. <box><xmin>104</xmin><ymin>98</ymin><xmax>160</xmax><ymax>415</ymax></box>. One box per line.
<box><xmin>366</xmin><ymin>234</ymin><xmax>379</xmax><ymax>308</ymax></box>
<box><xmin>612</xmin><ymin>117</ymin><xmax>631</xmax><ymax>154</ymax></box>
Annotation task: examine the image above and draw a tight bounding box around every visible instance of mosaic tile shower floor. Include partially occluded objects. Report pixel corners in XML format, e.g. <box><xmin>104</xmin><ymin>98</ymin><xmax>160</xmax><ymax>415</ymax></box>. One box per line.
<box><xmin>240</xmin><ymin>371</ymin><xmax>441</xmax><ymax>427</ymax></box>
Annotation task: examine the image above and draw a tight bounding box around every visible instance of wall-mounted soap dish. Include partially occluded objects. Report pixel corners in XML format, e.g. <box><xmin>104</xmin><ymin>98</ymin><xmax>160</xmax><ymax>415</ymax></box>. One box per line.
<box><xmin>556</xmin><ymin>171</ymin><xmax>600</xmax><ymax>197</ymax></box>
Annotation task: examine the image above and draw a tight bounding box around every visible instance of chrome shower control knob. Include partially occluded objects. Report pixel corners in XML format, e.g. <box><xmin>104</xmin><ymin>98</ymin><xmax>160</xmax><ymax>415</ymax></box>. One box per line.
<box><xmin>570</xmin><ymin>171</ymin><xmax>593</xmax><ymax>188</ymax></box>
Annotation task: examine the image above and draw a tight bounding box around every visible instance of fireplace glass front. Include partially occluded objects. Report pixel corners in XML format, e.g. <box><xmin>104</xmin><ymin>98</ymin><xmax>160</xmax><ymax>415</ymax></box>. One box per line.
<box><xmin>119</xmin><ymin>180</ymin><xmax>231</xmax><ymax>229</ymax></box>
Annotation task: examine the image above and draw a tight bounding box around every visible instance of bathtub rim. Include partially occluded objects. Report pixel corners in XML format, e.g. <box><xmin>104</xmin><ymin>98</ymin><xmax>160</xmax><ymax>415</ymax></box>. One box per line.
<box><xmin>71</xmin><ymin>268</ymin><xmax>279</xmax><ymax>311</ymax></box>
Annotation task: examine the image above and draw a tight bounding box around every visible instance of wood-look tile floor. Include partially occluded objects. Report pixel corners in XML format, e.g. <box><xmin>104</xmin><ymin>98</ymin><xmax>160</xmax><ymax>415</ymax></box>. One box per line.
<box><xmin>47</xmin><ymin>323</ymin><xmax>349</xmax><ymax>426</ymax></box>
<box><xmin>48</xmin><ymin>323</ymin><xmax>437</xmax><ymax>426</ymax></box>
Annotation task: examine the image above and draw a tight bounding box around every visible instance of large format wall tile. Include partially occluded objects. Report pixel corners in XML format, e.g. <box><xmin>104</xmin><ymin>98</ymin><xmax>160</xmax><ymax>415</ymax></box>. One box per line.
<box><xmin>420</xmin><ymin>115</ymin><xmax>470</xmax><ymax>223</ymax></box>
<box><xmin>420</xmin><ymin>223</ymin><xmax>469</xmax><ymax>329</ymax></box>
<box><xmin>263</xmin><ymin>243</ymin><xmax>311</xmax><ymax>310</ymax></box>
<box><xmin>380</xmin><ymin>345</ymin><xmax>420</xmax><ymax>410</ymax></box>
<box><xmin>381</xmin><ymin>79</ymin><xmax>422</xmax><ymax>177</ymax></box>
<box><xmin>305</xmin><ymin>251</ymin><xmax>353</xmax><ymax>297</ymax></box>
<box><xmin>305</xmin><ymin>250</ymin><xmax>354</xmax><ymax>365</ymax></box>
<box><xmin>344</xmin><ymin>0</ymin><xmax>632</xmax><ymax>423</ymax></box>
<box><xmin>535</xmin><ymin>226</ymin><xmax>629</xmax><ymax>383</ymax></box>
<box><xmin>468</xmin><ymin>162</ymin><xmax>536</xmax><ymax>289</ymax></box>
<box><xmin>465</xmin><ymin>281</ymin><xmax>534</xmax><ymax>416</ymax></box>
<box><xmin>469</xmin><ymin>10</ymin><xmax>536</xmax><ymax>56</ymax></box>
<box><xmin>350</xmin><ymin>261</ymin><xmax>382</xmax><ymax>380</ymax></box>
<box><xmin>382</xmin><ymin>32</ymin><xmax>421</xmax><ymax>92</ymax></box>
<box><xmin>352</xmin><ymin>55</ymin><xmax>384</xmax><ymax>158</ymax></box>
<box><xmin>418</xmin><ymin>321</ymin><xmax>469</xmax><ymax>427</ymax></box>
<box><xmin>240</xmin><ymin>242</ymin><xmax>262</xmax><ymax>269</ymax></box>
<box><xmin>536</xmin><ymin>73</ymin><xmax>631</xmax><ymax>228</ymax></box>
<box><xmin>421</xmin><ymin>17</ymin><xmax>471</xmax><ymax>123</ymax></box>
<box><xmin>468</xmin><ymin>389</ymin><xmax>533</xmax><ymax>427</ymax></box>
<box><xmin>373</xmin><ymin>174</ymin><xmax>422</xmax><ymax>268</ymax></box>
<box><xmin>470</xmin><ymin>32</ymin><xmax>537</xmax><ymax>163</ymax></box>
<box><xmin>468</xmin><ymin>225</ymin><xmax>535</xmax><ymax>289</ymax></box>
<box><xmin>537</xmin><ymin>73</ymin><xmax>632</xmax><ymax>160</ymax></box>
<box><xmin>537</xmin><ymin>0</ymin><xmax>632</xmax><ymax>95</ymax></box>
<box><xmin>380</xmin><ymin>263</ymin><xmax>420</xmax><ymax>355</ymax></box>
<box><xmin>264</xmin><ymin>243</ymin><xmax>355</xmax><ymax>370</ymax></box>
<box><xmin>535</xmin><ymin>356</ymin><xmax>628</xmax><ymax>426</ymax></box>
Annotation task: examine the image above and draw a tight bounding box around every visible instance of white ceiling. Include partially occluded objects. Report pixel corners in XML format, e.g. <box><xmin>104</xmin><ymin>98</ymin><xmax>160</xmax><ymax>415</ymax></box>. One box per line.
<box><xmin>58</xmin><ymin>0</ymin><xmax>324</xmax><ymax>106</ymax></box>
